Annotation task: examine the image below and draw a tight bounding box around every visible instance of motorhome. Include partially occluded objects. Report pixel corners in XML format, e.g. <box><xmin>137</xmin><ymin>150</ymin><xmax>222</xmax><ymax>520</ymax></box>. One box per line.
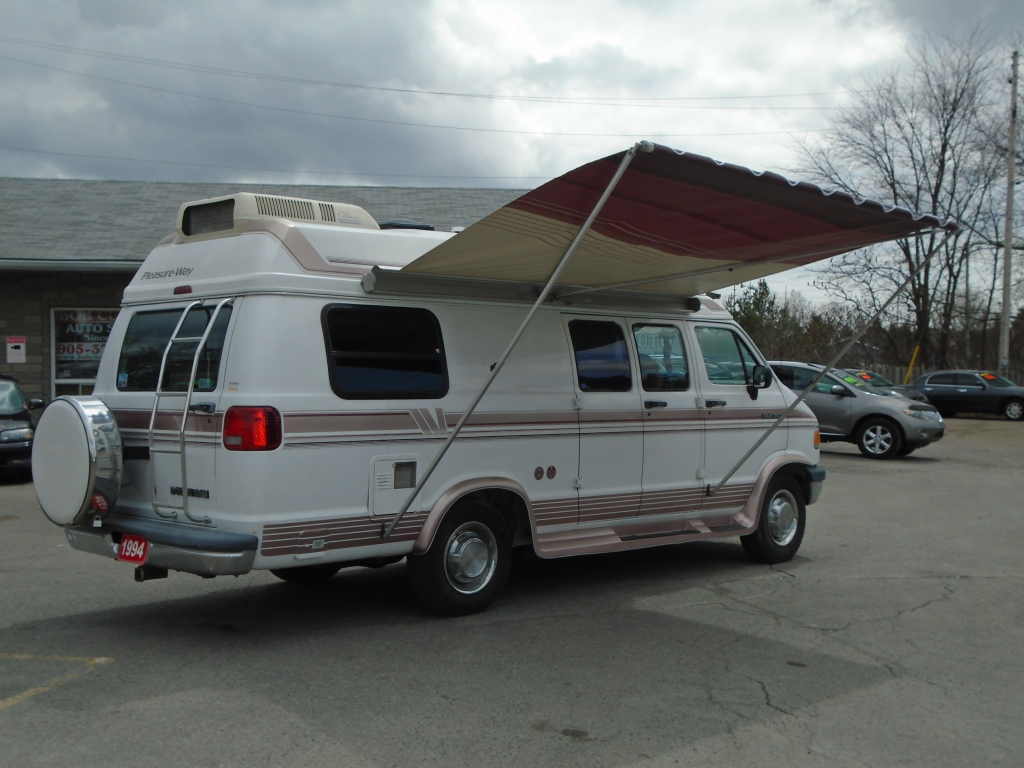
<box><xmin>31</xmin><ymin>143</ymin><xmax>951</xmax><ymax>615</ymax></box>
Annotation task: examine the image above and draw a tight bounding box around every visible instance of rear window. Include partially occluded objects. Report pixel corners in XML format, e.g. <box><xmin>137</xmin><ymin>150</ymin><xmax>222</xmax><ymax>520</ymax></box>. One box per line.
<box><xmin>116</xmin><ymin>306</ymin><xmax>232</xmax><ymax>392</ymax></box>
<box><xmin>323</xmin><ymin>305</ymin><xmax>448</xmax><ymax>399</ymax></box>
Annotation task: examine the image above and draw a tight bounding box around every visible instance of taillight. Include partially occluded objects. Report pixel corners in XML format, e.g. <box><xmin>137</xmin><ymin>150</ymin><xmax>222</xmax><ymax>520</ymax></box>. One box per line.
<box><xmin>813</xmin><ymin>429</ymin><xmax>821</xmax><ymax>448</ymax></box>
<box><xmin>223</xmin><ymin>407</ymin><xmax>281</xmax><ymax>451</ymax></box>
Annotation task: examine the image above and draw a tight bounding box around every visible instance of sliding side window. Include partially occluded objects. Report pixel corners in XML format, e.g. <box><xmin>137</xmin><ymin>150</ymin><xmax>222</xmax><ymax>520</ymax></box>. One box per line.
<box><xmin>323</xmin><ymin>304</ymin><xmax>448</xmax><ymax>399</ymax></box>
<box><xmin>568</xmin><ymin>320</ymin><xmax>632</xmax><ymax>392</ymax></box>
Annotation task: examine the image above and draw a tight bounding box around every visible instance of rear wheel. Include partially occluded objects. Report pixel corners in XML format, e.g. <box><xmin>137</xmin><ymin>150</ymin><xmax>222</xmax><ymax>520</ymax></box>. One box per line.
<box><xmin>270</xmin><ymin>563</ymin><xmax>343</xmax><ymax>584</ymax></box>
<box><xmin>406</xmin><ymin>501</ymin><xmax>511</xmax><ymax>616</ymax></box>
<box><xmin>855</xmin><ymin>417</ymin><xmax>902</xmax><ymax>459</ymax></box>
<box><xmin>1003</xmin><ymin>399</ymin><xmax>1024</xmax><ymax>421</ymax></box>
<box><xmin>741</xmin><ymin>475</ymin><xmax>806</xmax><ymax>564</ymax></box>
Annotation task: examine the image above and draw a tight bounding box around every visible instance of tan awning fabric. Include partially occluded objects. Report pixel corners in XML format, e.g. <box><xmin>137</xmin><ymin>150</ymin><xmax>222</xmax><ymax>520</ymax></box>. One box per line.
<box><xmin>402</xmin><ymin>144</ymin><xmax>955</xmax><ymax>296</ymax></box>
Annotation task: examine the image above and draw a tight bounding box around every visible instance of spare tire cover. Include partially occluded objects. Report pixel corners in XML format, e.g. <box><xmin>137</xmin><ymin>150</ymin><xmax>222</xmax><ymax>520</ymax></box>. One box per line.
<box><xmin>32</xmin><ymin>397</ymin><xmax>123</xmax><ymax>526</ymax></box>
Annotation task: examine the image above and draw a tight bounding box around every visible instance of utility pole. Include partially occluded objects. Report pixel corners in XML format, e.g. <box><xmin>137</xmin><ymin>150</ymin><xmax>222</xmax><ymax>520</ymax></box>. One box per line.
<box><xmin>999</xmin><ymin>49</ymin><xmax>1018</xmax><ymax>375</ymax></box>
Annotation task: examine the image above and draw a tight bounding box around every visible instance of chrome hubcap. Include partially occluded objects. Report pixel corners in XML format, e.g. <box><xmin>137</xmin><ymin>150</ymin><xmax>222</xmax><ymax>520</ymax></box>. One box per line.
<box><xmin>767</xmin><ymin>489</ymin><xmax>798</xmax><ymax>546</ymax></box>
<box><xmin>862</xmin><ymin>425</ymin><xmax>893</xmax><ymax>454</ymax></box>
<box><xmin>444</xmin><ymin>522</ymin><xmax>498</xmax><ymax>595</ymax></box>
<box><xmin>1006</xmin><ymin>402</ymin><xmax>1023</xmax><ymax>420</ymax></box>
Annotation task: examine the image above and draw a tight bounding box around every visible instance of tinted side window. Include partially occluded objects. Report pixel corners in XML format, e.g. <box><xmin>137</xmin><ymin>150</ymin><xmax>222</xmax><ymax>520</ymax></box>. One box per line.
<box><xmin>568</xmin><ymin>320</ymin><xmax>632</xmax><ymax>392</ymax></box>
<box><xmin>694</xmin><ymin>326</ymin><xmax>760</xmax><ymax>385</ymax></box>
<box><xmin>117</xmin><ymin>306</ymin><xmax>232</xmax><ymax>392</ymax></box>
<box><xmin>928</xmin><ymin>374</ymin><xmax>957</xmax><ymax>385</ymax></box>
<box><xmin>633</xmin><ymin>324</ymin><xmax>689</xmax><ymax>391</ymax></box>
<box><xmin>324</xmin><ymin>305</ymin><xmax>448</xmax><ymax>399</ymax></box>
<box><xmin>955</xmin><ymin>373</ymin><xmax>983</xmax><ymax>387</ymax></box>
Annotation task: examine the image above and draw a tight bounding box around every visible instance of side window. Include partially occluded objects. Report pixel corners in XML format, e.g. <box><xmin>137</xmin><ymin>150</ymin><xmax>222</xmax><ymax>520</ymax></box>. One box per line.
<box><xmin>632</xmin><ymin>324</ymin><xmax>689</xmax><ymax>391</ymax></box>
<box><xmin>117</xmin><ymin>306</ymin><xmax>232</xmax><ymax>392</ymax></box>
<box><xmin>955</xmin><ymin>373</ymin><xmax>983</xmax><ymax>387</ymax></box>
<box><xmin>928</xmin><ymin>373</ymin><xmax>957</xmax><ymax>385</ymax></box>
<box><xmin>772</xmin><ymin>365</ymin><xmax>795</xmax><ymax>389</ymax></box>
<box><xmin>568</xmin><ymin>320</ymin><xmax>632</xmax><ymax>392</ymax></box>
<box><xmin>323</xmin><ymin>305</ymin><xmax>448</xmax><ymax>399</ymax></box>
<box><xmin>815</xmin><ymin>375</ymin><xmax>840</xmax><ymax>394</ymax></box>
<box><xmin>694</xmin><ymin>326</ymin><xmax>760</xmax><ymax>385</ymax></box>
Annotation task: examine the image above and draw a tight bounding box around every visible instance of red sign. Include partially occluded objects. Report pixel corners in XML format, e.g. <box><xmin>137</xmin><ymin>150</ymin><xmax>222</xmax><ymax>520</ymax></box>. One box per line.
<box><xmin>117</xmin><ymin>534</ymin><xmax>149</xmax><ymax>564</ymax></box>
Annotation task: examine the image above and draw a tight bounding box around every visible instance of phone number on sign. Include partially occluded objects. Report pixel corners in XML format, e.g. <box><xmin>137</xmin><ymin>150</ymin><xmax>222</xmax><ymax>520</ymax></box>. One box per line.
<box><xmin>56</xmin><ymin>342</ymin><xmax>105</xmax><ymax>360</ymax></box>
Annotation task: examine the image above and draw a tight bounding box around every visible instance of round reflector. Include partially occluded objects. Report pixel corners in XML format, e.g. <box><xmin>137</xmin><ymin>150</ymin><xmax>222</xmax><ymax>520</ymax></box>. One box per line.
<box><xmin>32</xmin><ymin>397</ymin><xmax>123</xmax><ymax>526</ymax></box>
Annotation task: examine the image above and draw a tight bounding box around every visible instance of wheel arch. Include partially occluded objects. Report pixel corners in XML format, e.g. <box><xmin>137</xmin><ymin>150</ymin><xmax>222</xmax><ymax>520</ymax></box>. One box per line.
<box><xmin>736</xmin><ymin>453</ymin><xmax>818</xmax><ymax>530</ymax></box>
<box><xmin>412</xmin><ymin>477</ymin><xmax>532</xmax><ymax>554</ymax></box>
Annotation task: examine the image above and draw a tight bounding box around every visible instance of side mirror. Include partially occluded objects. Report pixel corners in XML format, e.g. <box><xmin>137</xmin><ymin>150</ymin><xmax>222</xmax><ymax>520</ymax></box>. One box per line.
<box><xmin>29</xmin><ymin>399</ymin><xmax>45</xmax><ymax>410</ymax></box>
<box><xmin>830</xmin><ymin>385</ymin><xmax>848</xmax><ymax>397</ymax></box>
<box><xmin>751</xmin><ymin>365</ymin><xmax>772</xmax><ymax>389</ymax></box>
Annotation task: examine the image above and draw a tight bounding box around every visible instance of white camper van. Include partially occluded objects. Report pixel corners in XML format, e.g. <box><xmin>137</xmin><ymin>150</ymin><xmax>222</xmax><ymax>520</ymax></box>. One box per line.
<box><xmin>32</xmin><ymin>144</ymin><xmax>950</xmax><ymax>615</ymax></box>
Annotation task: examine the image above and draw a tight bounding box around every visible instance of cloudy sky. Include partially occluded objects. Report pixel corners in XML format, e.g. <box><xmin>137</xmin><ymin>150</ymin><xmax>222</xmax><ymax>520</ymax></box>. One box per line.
<box><xmin>1</xmin><ymin>0</ymin><xmax>1022</xmax><ymax>297</ymax></box>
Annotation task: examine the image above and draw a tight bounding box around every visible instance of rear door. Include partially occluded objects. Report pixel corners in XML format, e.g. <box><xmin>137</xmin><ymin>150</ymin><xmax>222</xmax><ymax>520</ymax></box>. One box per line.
<box><xmin>629</xmin><ymin>319</ymin><xmax>704</xmax><ymax>518</ymax></box>
<box><xmin>564</xmin><ymin>316</ymin><xmax>644</xmax><ymax>524</ymax></box>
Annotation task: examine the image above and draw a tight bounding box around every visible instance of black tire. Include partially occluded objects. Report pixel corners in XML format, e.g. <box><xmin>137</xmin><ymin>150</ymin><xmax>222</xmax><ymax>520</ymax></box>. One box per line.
<box><xmin>741</xmin><ymin>475</ymin><xmax>806</xmax><ymax>564</ymax></box>
<box><xmin>937</xmin><ymin>408</ymin><xmax>956</xmax><ymax>419</ymax></box>
<box><xmin>855</xmin><ymin>417</ymin><xmax>902</xmax><ymax>459</ymax></box>
<box><xmin>406</xmin><ymin>501</ymin><xmax>511</xmax><ymax>616</ymax></box>
<box><xmin>1002</xmin><ymin>398</ymin><xmax>1024</xmax><ymax>421</ymax></box>
<box><xmin>270</xmin><ymin>563</ymin><xmax>343</xmax><ymax>584</ymax></box>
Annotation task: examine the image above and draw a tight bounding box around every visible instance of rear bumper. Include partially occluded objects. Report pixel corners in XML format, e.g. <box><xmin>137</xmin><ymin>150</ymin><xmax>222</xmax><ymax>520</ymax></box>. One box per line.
<box><xmin>64</xmin><ymin>514</ymin><xmax>258</xmax><ymax>577</ymax></box>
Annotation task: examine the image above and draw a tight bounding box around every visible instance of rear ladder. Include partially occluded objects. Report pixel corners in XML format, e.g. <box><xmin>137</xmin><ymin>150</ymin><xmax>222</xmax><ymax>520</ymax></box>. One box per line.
<box><xmin>147</xmin><ymin>297</ymin><xmax>234</xmax><ymax>523</ymax></box>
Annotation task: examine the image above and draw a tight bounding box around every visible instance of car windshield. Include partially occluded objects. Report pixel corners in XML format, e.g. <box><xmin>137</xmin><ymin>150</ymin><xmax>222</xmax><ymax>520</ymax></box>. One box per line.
<box><xmin>851</xmin><ymin>370</ymin><xmax>895</xmax><ymax>387</ymax></box>
<box><xmin>978</xmin><ymin>372</ymin><xmax>1015</xmax><ymax>388</ymax></box>
<box><xmin>833</xmin><ymin>372</ymin><xmax>890</xmax><ymax>395</ymax></box>
<box><xmin>0</xmin><ymin>381</ymin><xmax>27</xmax><ymax>416</ymax></box>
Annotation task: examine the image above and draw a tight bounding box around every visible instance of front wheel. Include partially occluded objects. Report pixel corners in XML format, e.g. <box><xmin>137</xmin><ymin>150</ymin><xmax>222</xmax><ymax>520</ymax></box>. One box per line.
<box><xmin>1003</xmin><ymin>399</ymin><xmax>1024</xmax><ymax>421</ymax></box>
<box><xmin>406</xmin><ymin>501</ymin><xmax>511</xmax><ymax>616</ymax></box>
<box><xmin>855</xmin><ymin>418</ymin><xmax>902</xmax><ymax>459</ymax></box>
<box><xmin>741</xmin><ymin>476</ymin><xmax>806</xmax><ymax>564</ymax></box>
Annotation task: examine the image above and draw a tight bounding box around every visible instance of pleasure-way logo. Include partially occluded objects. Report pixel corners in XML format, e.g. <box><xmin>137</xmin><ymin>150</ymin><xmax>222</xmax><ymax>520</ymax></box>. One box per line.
<box><xmin>142</xmin><ymin>267</ymin><xmax>194</xmax><ymax>280</ymax></box>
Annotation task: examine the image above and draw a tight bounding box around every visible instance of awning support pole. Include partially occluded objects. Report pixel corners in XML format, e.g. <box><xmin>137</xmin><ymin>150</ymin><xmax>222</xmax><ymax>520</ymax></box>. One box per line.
<box><xmin>382</xmin><ymin>140</ymin><xmax>653</xmax><ymax>538</ymax></box>
<box><xmin>709</xmin><ymin>230</ymin><xmax>953</xmax><ymax>497</ymax></box>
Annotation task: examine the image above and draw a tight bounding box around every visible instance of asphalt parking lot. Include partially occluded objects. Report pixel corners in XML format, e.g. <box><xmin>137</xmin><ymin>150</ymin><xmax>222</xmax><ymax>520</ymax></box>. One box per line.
<box><xmin>1</xmin><ymin>417</ymin><xmax>1022</xmax><ymax>768</ymax></box>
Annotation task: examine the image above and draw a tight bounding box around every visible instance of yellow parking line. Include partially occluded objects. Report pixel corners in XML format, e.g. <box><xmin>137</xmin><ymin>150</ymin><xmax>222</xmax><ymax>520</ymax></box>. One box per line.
<box><xmin>0</xmin><ymin>653</ymin><xmax>114</xmax><ymax>711</ymax></box>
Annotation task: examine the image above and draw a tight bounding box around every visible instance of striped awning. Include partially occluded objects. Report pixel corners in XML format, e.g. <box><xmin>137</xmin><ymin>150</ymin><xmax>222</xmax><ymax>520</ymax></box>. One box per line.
<box><xmin>402</xmin><ymin>143</ymin><xmax>955</xmax><ymax>296</ymax></box>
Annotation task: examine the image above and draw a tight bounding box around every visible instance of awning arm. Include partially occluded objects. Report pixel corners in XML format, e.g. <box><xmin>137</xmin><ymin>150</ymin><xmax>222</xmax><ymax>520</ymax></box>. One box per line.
<box><xmin>382</xmin><ymin>140</ymin><xmax>654</xmax><ymax>539</ymax></box>
<box><xmin>555</xmin><ymin>228</ymin><xmax>952</xmax><ymax>299</ymax></box>
<box><xmin>709</xmin><ymin>229</ymin><xmax>954</xmax><ymax>497</ymax></box>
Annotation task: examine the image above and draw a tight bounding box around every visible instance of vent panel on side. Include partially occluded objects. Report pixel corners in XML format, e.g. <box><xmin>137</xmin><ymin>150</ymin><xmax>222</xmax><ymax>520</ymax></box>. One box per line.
<box><xmin>255</xmin><ymin>195</ymin><xmax>315</xmax><ymax>221</ymax></box>
<box><xmin>319</xmin><ymin>203</ymin><xmax>336</xmax><ymax>222</ymax></box>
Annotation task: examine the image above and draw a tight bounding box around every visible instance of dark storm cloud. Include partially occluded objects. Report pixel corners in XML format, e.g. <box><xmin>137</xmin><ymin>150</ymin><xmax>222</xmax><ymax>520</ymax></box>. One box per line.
<box><xmin>863</xmin><ymin>0</ymin><xmax>1024</xmax><ymax>42</ymax></box>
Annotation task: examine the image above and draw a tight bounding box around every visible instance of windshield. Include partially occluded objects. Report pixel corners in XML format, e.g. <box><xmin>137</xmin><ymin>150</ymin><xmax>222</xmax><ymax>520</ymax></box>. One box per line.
<box><xmin>851</xmin><ymin>370</ymin><xmax>895</xmax><ymax>387</ymax></box>
<box><xmin>0</xmin><ymin>381</ymin><xmax>27</xmax><ymax>416</ymax></box>
<box><xmin>978</xmin><ymin>372</ymin><xmax>1015</xmax><ymax>388</ymax></box>
<box><xmin>833</xmin><ymin>372</ymin><xmax>890</xmax><ymax>395</ymax></box>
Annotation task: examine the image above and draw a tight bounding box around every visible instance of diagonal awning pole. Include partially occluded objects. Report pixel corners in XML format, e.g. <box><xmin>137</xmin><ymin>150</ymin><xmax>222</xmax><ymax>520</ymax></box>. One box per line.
<box><xmin>382</xmin><ymin>140</ymin><xmax>653</xmax><ymax>538</ymax></box>
<box><xmin>709</xmin><ymin>229</ymin><xmax>954</xmax><ymax>497</ymax></box>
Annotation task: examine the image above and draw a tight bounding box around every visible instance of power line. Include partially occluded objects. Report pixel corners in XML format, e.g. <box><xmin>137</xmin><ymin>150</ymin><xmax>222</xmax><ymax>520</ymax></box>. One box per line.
<box><xmin>0</xmin><ymin>33</ymin><xmax>850</xmax><ymax>109</ymax></box>
<box><xmin>0</xmin><ymin>53</ymin><xmax>822</xmax><ymax>137</ymax></box>
<box><xmin>0</xmin><ymin>145</ymin><xmax>551</xmax><ymax>180</ymax></box>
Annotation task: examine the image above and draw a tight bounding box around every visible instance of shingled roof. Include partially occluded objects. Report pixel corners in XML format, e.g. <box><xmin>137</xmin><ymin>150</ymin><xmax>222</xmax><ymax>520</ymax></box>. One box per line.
<box><xmin>0</xmin><ymin>178</ymin><xmax>527</xmax><ymax>271</ymax></box>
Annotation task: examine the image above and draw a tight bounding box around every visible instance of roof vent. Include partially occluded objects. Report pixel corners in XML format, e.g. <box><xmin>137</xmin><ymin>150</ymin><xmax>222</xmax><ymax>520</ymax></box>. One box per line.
<box><xmin>379</xmin><ymin>218</ymin><xmax>435</xmax><ymax>231</ymax></box>
<box><xmin>255</xmin><ymin>195</ymin><xmax>315</xmax><ymax>221</ymax></box>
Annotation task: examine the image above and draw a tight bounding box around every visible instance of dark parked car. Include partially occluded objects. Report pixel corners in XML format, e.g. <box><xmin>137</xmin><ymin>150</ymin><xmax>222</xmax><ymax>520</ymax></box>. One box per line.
<box><xmin>905</xmin><ymin>370</ymin><xmax>1024</xmax><ymax>421</ymax></box>
<box><xmin>771</xmin><ymin>362</ymin><xmax>945</xmax><ymax>459</ymax></box>
<box><xmin>845</xmin><ymin>369</ymin><xmax>929</xmax><ymax>402</ymax></box>
<box><xmin>0</xmin><ymin>375</ymin><xmax>45</xmax><ymax>479</ymax></box>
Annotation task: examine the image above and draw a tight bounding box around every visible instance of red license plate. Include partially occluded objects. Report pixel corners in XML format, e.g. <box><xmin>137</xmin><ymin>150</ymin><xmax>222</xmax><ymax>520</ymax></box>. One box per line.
<box><xmin>117</xmin><ymin>534</ymin><xmax>149</xmax><ymax>564</ymax></box>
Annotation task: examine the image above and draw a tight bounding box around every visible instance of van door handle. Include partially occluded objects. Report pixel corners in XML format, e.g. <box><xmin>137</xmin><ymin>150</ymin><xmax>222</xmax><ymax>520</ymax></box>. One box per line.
<box><xmin>704</xmin><ymin>399</ymin><xmax>728</xmax><ymax>408</ymax></box>
<box><xmin>188</xmin><ymin>402</ymin><xmax>216</xmax><ymax>414</ymax></box>
<box><xmin>644</xmin><ymin>400</ymin><xmax>668</xmax><ymax>409</ymax></box>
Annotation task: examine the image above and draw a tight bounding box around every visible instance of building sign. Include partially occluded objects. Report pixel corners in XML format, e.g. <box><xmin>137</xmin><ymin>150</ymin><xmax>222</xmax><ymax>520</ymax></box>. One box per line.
<box><xmin>52</xmin><ymin>309</ymin><xmax>118</xmax><ymax>383</ymax></box>
<box><xmin>6</xmin><ymin>336</ymin><xmax>26</xmax><ymax>364</ymax></box>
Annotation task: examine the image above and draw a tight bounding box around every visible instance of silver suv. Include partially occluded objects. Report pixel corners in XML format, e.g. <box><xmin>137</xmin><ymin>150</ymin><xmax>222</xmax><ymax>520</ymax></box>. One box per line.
<box><xmin>770</xmin><ymin>362</ymin><xmax>945</xmax><ymax>459</ymax></box>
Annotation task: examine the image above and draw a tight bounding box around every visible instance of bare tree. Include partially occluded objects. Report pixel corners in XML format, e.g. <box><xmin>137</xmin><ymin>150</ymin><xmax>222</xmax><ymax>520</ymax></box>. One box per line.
<box><xmin>796</xmin><ymin>33</ymin><xmax>1008</xmax><ymax>369</ymax></box>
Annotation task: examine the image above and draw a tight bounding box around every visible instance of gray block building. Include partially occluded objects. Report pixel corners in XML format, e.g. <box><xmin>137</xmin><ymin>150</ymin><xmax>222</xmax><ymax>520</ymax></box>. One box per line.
<box><xmin>0</xmin><ymin>178</ymin><xmax>525</xmax><ymax>401</ymax></box>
